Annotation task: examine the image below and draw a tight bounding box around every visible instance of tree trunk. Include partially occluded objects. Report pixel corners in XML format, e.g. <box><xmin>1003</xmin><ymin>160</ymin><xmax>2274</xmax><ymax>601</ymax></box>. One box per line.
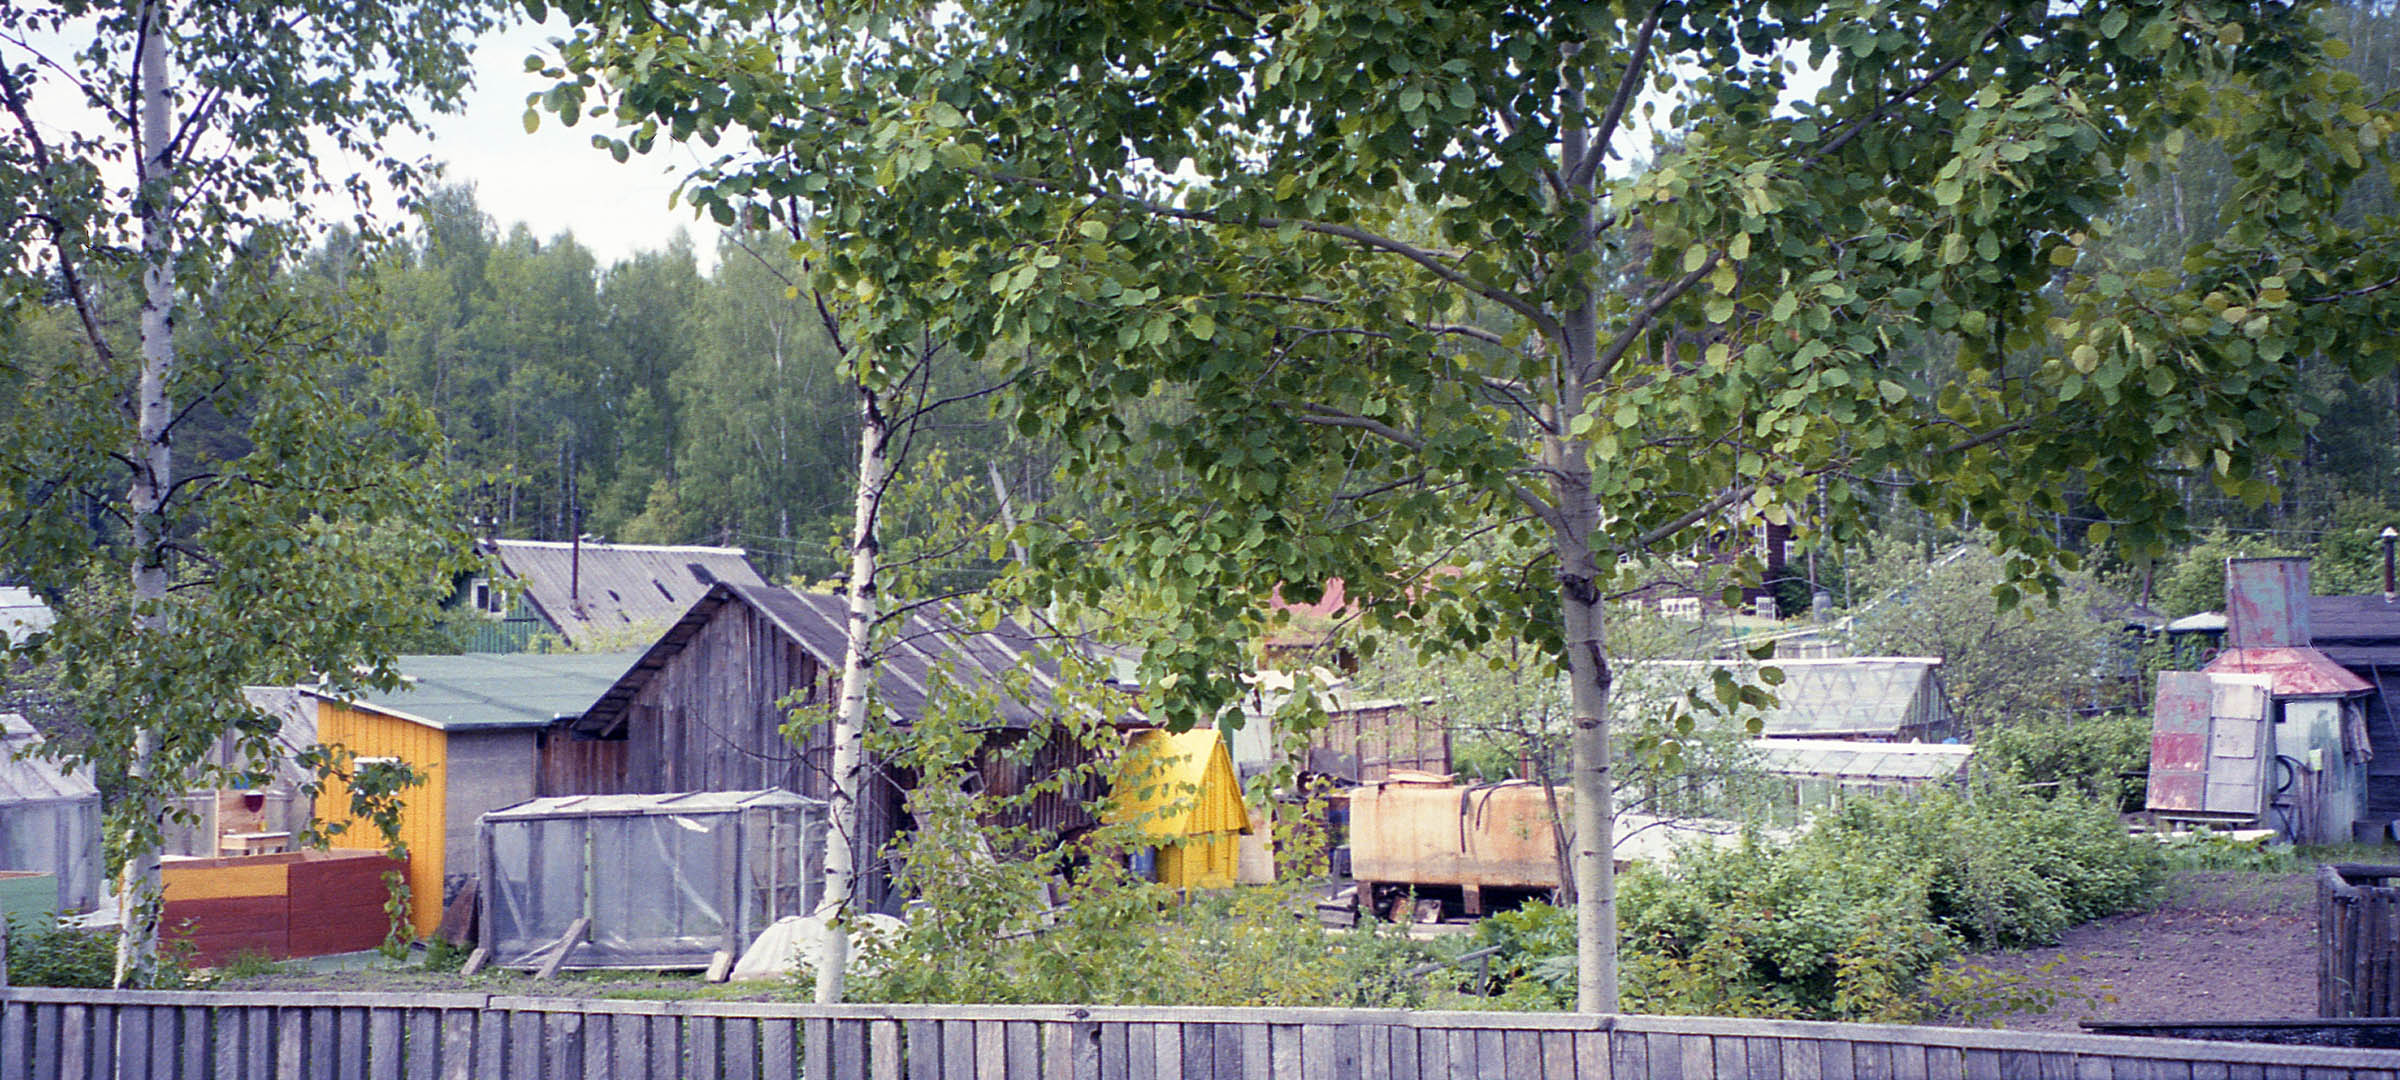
<box><xmin>814</xmin><ymin>378</ymin><xmax>887</xmax><ymax>1003</ymax></box>
<box><xmin>114</xmin><ymin>0</ymin><xmax>175</xmax><ymax>989</ymax></box>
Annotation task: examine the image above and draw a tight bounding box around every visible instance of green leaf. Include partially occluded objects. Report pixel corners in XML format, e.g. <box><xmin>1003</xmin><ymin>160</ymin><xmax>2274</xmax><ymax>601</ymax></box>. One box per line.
<box><xmin>1682</xmin><ymin>243</ymin><xmax>1708</xmax><ymax>273</ymax></box>
<box><xmin>1189</xmin><ymin>312</ymin><xmax>1216</xmax><ymax>341</ymax></box>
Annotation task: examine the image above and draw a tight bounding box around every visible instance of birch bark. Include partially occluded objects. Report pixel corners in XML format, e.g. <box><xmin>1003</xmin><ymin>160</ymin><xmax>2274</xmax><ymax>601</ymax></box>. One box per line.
<box><xmin>814</xmin><ymin>379</ymin><xmax>888</xmax><ymax>1003</ymax></box>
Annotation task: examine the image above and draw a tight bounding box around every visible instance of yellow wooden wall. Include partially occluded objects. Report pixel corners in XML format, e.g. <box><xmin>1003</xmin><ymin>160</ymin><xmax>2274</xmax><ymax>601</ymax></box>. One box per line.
<box><xmin>313</xmin><ymin>700</ymin><xmax>447</xmax><ymax>935</ymax></box>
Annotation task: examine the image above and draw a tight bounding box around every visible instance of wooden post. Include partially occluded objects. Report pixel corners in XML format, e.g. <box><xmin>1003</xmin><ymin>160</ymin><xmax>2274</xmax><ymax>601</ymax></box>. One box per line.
<box><xmin>532</xmin><ymin>916</ymin><xmax>590</xmax><ymax>981</ymax></box>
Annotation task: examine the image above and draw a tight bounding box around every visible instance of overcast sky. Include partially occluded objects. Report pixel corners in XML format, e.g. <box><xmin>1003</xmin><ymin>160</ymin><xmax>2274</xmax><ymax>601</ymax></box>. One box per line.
<box><xmin>404</xmin><ymin>18</ymin><xmax>725</xmax><ymax>269</ymax></box>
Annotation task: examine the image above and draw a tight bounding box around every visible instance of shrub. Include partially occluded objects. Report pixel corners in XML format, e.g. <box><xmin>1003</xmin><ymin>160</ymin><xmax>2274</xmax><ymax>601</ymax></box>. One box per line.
<box><xmin>4</xmin><ymin>915</ymin><xmax>120</xmax><ymax>988</ymax></box>
<box><xmin>1481</xmin><ymin>782</ymin><xmax>2163</xmax><ymax>1020</ymax></box>
<box><xmin>1976</xmin><ymin>712</ymin><xmax>2151</xmax><ymax>811</ymax></box>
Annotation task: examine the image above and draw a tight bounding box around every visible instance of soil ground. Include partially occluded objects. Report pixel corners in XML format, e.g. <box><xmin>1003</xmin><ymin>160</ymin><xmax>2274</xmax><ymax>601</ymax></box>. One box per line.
<box><xmin>1952</xmin><ymin>870</ymin><xmax>2316</xmax><ymax>1032</ymax></box>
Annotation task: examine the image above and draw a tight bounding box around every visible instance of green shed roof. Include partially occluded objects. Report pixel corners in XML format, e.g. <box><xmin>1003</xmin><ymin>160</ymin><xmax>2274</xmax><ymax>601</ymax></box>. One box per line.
<box><xmin>310</xmin><ymin>652</ymin><xmax>643</xmax><ymax>731</ymax></box>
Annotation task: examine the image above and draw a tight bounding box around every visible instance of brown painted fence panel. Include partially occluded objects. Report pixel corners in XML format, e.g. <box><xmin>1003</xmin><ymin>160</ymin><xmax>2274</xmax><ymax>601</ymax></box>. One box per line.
<box><xmin>1</xmin><ymin>992</ymin><xmax>2396</xmax><ymax>1079</ymax></box>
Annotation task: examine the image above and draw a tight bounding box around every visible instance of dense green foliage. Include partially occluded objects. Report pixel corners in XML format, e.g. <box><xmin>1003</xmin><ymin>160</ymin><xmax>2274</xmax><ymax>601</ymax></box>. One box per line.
<box><xmin>1475</xmin><ymin>785</ymin><xmax>2161</xmax><ymax>1019</ymax></box>
<box><xmin>1975</xmin><ymin>712</ymin><xmax>2154</xmax><ymax>811</ymax></box>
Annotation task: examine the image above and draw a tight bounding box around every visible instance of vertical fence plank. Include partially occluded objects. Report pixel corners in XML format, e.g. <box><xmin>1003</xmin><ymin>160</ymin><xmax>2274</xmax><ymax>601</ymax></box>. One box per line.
<box><xmin>272</xmin><ymin>1007</ymin><xmax>306</xmax><ymax>1080</ymax></box>
<box><xmin>1039</xmin><ymin>1021</ymin><xmax>1070</xmax><ymax>1080</ymax></box>
<box><xmin>335</xmin><ymin>1007</ymin><xmax>368</xmax><ymax>1080</ymax></box>
<box><xmin>1646</xmin><ymin>1034</ymin><xmax>1684</xmax><ymax>1080</ymax></box>
<box><xmin>0</xmin><ymin>1002</ymin><xmax>29</xmax><ymax>1080</ymax></box>
<box><xmin>1179</xmin><ymin>1025</ymin><xmax>1213</xmax><ymax>1080</ymax></box>
<box><xmin>115</xmin><ymin>1002</ymin><xmax>151</xmax><ymax>1080</ymax></box>
<box><xmin>1963</xmin><ymin>1049</ymin><xmax>2000</xmax><ymax>1080</ymax></box>
<box><xmin>180</xmin><ymin>1007</ymin><xmax>213</xmax><ymax>1080</ymax></box>
<box><xmin>1746</xmin><ymin>1038</ymin><xmax>1784</xmax><ymax>1080</ymax></box>
<box><xmin>1578</xmin><ymin>1030</ymin><xmax>1611</xmax><ymax>1080</ymax></box>
<box><xmin>30</xmin><ymin>1005</ymin><xmax>62</xmax><ymax>1080</ymax></box>
<box><xmin>649</xmin><ymin>1015</ymin><xmax>681</xmax><ymax>1080</ymax></box>
<box><xmin>1001</xmin><ymin>1023</ymin><xmax>1037</xmax><ymax>1080</ymax></box>
<box><xmin>611</xmin><ymin>1014</ymin><xmax>650</xmax><ymax>1080</ymax></box>
<box><xmin>1534</xmin><ymin>1031</ymin><xmax>1570</xmax><ymax>1080</ymax></box>
<box><xmin>1855</xmin><ymin>1041</ymin><xmax>1892</xmax><ymax>1080</ymax></box>
<box><xmin>368</xmin><ymin>1009</ymin><xmax>402</xmax><ymax>1080</ymax></box>
<box><xmin>1072</xmin><ymin>1020</ymin><xmax>1102</xmax><ymax>1080</ymax></box>
<box><xmin>940</xmin><ymin>1019</ymin><xmax>975</xmax><ymax>1080</ymax></box>
<box><xmin>694</xmin><ymin>1014</ymin><xmax>726</xmax><ymax>1080</ymax></box>
<box><xmin>471</xmin><ymin>1010</ymin><xmax>506</xmax><ymax>1080</ymax></box>
<box><xmin>1417</xmin><ymin>1028</ymin><xmax>1447</xmax><ymax>1080</ymax></box>
<box><xmin>1714</xmin><ymin>1035</ymin><xmax>1749</xmax><ymax>1080</ymax></box>
<box><xmin>1477</xmin><ymin>1030</ymin><xmax>1508</xmax><ymax>1080</ymax></box>
<box><xmin>1127</xmin><ymin>1022</ymin><xmax>1156</xmax><ymax>1080</ymax></box>
<box><xmin>908</xmin><ymin>1020</ymin><xmax>940</xmax><ymax>1080</ymax></box>
<box><xmin>869</xmin><ymin>1020</ymin><xmax>901</xmax><ymax>1080</ymax></box>
<box><xmin>1448</xmin><ymin>1028</ymin><xmax>1478</xmax><ymax>1080</ymax></box>
<box><xmin>1213</xmin><ymin>1025</ymin><xmax>1245</xmax><ymax>1080</ymax></box>
<box><xmin>1333</xmin><ymin>1024</ymin><xmax>1360</xmax><ymax>1080</ymax></box>
<box><xmin>438</xmin><ymin>1010</ymin><xmax>475</xmax><ymax>1080</ymax></box>
<box><xmin>762</xmin><ymin>1017</ymin><xmax>798</xmax><ymax>1080</ymax></box>
<box><xmin>1891</xmin><ymin>1044</ymin><xmax>1927</xmax><ymax>1080</ymax></box>
<box><xmin>806</xmin><ymin>1018</ymin><xmax>833</xmax><ymax>1080</ymax></box>
<box><xmin>1782</xmin><ymin>1040</ymin><xmax>1823</xmax><ymax>1080</ymax></box>
<box><xmin>2073</xmin><ymin>1054</ymin><xmax>2111</xmax><ymax>1080</ymax></box>
<box><xmin>148</xmin><ymin>1005</ymin><xmax>179</xmax><ymax>1080</ymax></box>
<box><xmin>1923</xmin><ymin>1047</ymin><xmax>1961</xmax><ymax>1080</ymax></box>
<box><xmin>731</xmin><ymin>1017</ymin><xmax>766</xmax><ymax>1080</ymax></box>
<box><xmin>583</xmin><ymin>1011</ymin><xmax>613</xmax><ymax>1080</ymax></box>
<box><xmin>1149</xmin><ymin>1023</ymin><xmax>1182</xmax><ymax>1080</ymax></box>
<box><xmin>1294</xmin><ymin>1026</ymin><xmax>1325</xmax><ymax>1080</ymax></box>
<box><xmin>1044</xmin><ymin>1022</ymin><xmax>1073</xmax><ymax>1080</ymax></box>
<box><xmin>829</xmin><ymin>1019</ymin><xmax>864</xmax><ymax>1080</ymax></box>
<box><xmin>1387</xmin><ymin>1026</ymin><xmax>1419</xmax><ymax>1080</ymax></box>
<box><xmin>406</xmin><ymin>1011</ymin><xmax>436</xmax><ymax>1080</ymax></box>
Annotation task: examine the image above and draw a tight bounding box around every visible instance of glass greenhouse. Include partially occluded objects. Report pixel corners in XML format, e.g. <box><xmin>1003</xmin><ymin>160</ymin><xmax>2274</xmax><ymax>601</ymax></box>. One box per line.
<box><xmin>478</xmin><ymin>789</ymin><xmax>825</xmax><ymax>969</ymax></box>
<box><xmin>0</xmin><ymin>713</ymin><xmax>102</xmax><ymax>917</ymax></box>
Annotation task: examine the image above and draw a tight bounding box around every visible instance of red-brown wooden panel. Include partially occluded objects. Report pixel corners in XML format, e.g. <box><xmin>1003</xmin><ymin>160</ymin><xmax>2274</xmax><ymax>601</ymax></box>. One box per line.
<box><xmin>163</xmin><ymin>895</ymin><xmax>289</xmax><ymax>965</ymax></box>
<box><xmin>2149</xmin><ymin>671</ymin><xmax>2214</xmax><ymax>812</ymax></box>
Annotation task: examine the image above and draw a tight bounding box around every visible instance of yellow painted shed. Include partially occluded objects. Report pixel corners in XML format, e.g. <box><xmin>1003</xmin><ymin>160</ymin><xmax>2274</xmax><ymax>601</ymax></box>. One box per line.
<box><xmin>1108</xmin><ymin>728</ymin><xmax>1252</xmax><ymax>890</ymax></box>
<box><xmin>303</xmin><ymin>652</ymin><xmax>640</xmax><ymax>935</ymax></box>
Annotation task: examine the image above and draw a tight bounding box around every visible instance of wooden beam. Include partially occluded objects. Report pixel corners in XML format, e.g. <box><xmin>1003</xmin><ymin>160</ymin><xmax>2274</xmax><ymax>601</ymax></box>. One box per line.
<box><xmin>533</xmin><ymin>917</ymin><xmax>591</xmax><ymax>981</ymax></box>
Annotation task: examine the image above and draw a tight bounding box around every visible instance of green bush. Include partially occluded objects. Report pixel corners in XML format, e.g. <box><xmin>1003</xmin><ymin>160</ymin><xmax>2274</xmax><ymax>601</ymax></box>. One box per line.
<box><xmin>1976</xmin><ymin>712</ymin><xmax>2151</xmax><ymax>811</ymax></box>
<box><xmin>1484</xmin><ymin>783</ymin><xmax>2163</xmax><ymax>1020</ymax></box>
<box><xmin>4</xmin><ymin>915</ymin><xmax>118</xmax><ymax>988</ymax></box>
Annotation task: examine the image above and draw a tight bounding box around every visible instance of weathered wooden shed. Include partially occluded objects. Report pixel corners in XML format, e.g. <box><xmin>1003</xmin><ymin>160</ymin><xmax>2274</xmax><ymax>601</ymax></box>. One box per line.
<box><xmin>0</xmin><ymin>714</ymin><xmax>100</xmax><ymax>918</ymax></box>
<box><xmin>551</xmin><ymin>583</ymin><xmax>1105</xmax><ymax>911</ymax></box>
<box><xmin>301</xmin><ymin>651</ymin><xmax>643</xmax><ymax>935</ymax></box>
<box><xmin>2149</xmin><ymin>558</ymin><xmax>2374</xmax><ymax>845</ymax></box>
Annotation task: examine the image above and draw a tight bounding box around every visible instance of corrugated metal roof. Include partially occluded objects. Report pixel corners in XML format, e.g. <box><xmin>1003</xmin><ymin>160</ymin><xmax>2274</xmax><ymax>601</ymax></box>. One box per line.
<box><xmin>576</xmin><ymin>583</ymin><xmax>1065</xmax><ymax>736</ymax></box>
<box><xmin>0</xmin><ymin>714</ymin><xmax>100</xmax><ymax>806</ymax></box>
<box><xmin>1748</xmin><ymin>738</ymin><xmax>1972</xmax><ymax>782</ymax></box>
<box><xmin>2321</xmin><ymin>644</ymin><xmax>2400</xmax><ymax>669</ymax></box>
<box><xmin>2206</xmin><ymin>647</ymin><xmax>2373</xmax><ymax>698</ymax></box>
<box><xmin>309</xmin><ymin>651</ymin><xmax>645</xmax><ymax>731</ymax></box>
<box><xmin>483</xmin><ymin>788</ymin><xmax>817</xmax><ymax>821</ymax></box>
<box><xmin>490</xmin><ymin>540</ymin><xmax>769</xmax><ymax>647</ymax></box>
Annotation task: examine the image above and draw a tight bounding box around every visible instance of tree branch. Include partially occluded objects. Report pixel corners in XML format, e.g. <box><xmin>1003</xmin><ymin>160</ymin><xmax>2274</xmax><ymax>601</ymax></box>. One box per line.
<box><xmin>1571</xmin><ymin>0</ymin><xmax>1666</xmax><ymax>189</ymax></box>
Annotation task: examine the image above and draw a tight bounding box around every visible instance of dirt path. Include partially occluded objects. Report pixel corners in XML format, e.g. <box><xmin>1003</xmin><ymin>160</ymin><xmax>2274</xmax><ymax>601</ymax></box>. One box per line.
<box><xmin>1952</xmin><ymin>870</ymin><xmax>2315</xmax><ymax>1032</ymax></box>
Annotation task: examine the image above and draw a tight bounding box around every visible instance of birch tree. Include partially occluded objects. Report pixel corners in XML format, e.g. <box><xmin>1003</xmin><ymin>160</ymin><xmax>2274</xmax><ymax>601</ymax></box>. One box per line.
<box><xmin>0</xmin><ymin>0</ymin><xmax>497</xmax><ymax>982</ymax></box>
<box><xmin>547</xmin><ymin>0</ymin><xmax>2398</xmax><ymax>1010</ymax></box>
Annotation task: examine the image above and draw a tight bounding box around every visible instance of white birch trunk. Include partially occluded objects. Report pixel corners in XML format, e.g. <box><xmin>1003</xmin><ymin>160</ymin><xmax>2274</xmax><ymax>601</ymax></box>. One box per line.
<box><xmin>114</xmin><ymin>0</ymin><xmax>175</xmax><ymax>988</ymax></box>
<box><xmin>1554</xmin><ymin>45</ymin><xmax>1620</xmax><ymax>1015</ymax></box>
<box><xmin>814</xmin><ymin>379</ymin><xmax>887</xmax><ymax>1003</ymax></box>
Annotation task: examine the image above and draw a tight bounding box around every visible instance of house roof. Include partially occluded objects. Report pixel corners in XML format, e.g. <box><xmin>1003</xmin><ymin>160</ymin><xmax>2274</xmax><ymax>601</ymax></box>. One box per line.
<box><xmin>2206</xmin><ymin>647</ymin><xmax>2373</xmax><ymax>698</ymax></box>
<box><xmin>1646</xmin><ymin>658</ymin><xmax>1947</xmax><ymax>737</ymax></box>
<box><xmin>310</xmin><ymin>652</ymin><xmax>645</xmax><ymax>731</ymax></box>
<box><xmin>573</xmin><ymin>583</ymin><xmax>1067</xmax><ymax>737</ymax></box>
<box><xmin>1106</xmin><ymin>728</ymin><xmax>1251</xmax><ymax>838</ymax></box>
<box><xmin>488</xmin><ymin>540</ymin><xmax>769</xmax><ymax>647</ymax></box>
<box><xmin>1748</xmin><ymin>739</ymin><xmax>1973</xmax><ymax>783</ymax></box>
<box><xmin>0</xmin><ymin>714</ymin><xmax>99</xmax><ymax>806</ymax></box>
<box><xmin>2311</xmin><ymin>595</ymin><xmax>2400</xmax><ymax>644</ymax></box>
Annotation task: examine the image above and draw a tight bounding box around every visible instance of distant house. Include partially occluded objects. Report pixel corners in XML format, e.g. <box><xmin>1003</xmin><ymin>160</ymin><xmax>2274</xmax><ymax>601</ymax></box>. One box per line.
<box><xmin>1641</xmin><ymin>657</ymin><xmax>1955</xmax><ymax>742</ymax></box>
<box><xmin>300</xmin><ymin>651</ymin><xmax>642</xmax><ymax>934</ymax></box>
<box><xmin>2308</xmin><ymin>591</ymin><xmax>2400</xmax><ymax>830</ymax></box>
<box><xmin>552</xmin><ymin>582</ymin><xmax>1108</xmax><ymax>910</ymax></box>
<box><xmin>1107</xmin><ymin>728</ymin><xmax>1251</xmax><ymax>890</ymax></box>
<box><xmin>456</xmin><ymin>540</ymin><xmax>771</xmax><ymax>652</ymax></box>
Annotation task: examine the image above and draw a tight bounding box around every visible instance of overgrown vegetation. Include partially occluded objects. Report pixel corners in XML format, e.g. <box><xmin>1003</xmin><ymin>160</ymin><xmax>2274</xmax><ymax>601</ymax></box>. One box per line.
<box><xmin>1975</xmin><ymin>712</ymin><xmax>2153</xmax><ymax>812</ymax></box>
<box><xmin>1452</xmin><ymin>784</ymin><xmax>2161</xmax><ymax>1021</ymax></box>
<box><xmin>2</xmin><ymin>916</ymin><xmax>207</xmax><ymax>990</ymax></box>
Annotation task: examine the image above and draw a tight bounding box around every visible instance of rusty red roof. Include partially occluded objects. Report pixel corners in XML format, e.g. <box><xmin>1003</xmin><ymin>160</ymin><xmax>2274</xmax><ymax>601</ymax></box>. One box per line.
<box><xmin>2206</xmin><ymin>647</ymin><xmax>2373</xmax><ymax>697</ymax></box>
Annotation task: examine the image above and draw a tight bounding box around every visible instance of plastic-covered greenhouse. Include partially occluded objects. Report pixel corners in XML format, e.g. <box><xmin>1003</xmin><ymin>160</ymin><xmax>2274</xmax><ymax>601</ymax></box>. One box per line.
<box><xmin>478</xmin><ymin>789</ymin><xmax>825</xmax><ymax>969</ymax></box>
<box><xmin>0</xmin><ymin>713</ymin><xmax>102</xmax><ymax>917</ymax></box>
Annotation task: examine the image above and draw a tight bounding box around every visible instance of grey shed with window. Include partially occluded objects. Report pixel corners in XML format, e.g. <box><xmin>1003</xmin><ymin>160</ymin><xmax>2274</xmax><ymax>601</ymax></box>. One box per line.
<box><xmin>0</xmin><ymin>714</ymin><xmax>102</xmax><ymax>917</ymax></box>
<box><xmin>478</xmin><ymin>789</ymin><xmax>825</xmax><ymax>969</ymax></box>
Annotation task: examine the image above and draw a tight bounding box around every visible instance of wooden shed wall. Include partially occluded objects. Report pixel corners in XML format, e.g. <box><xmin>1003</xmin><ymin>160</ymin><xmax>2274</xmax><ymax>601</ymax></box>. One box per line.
<box><xmin>313</xmin><ymin>700</ymin><xmax>448</xmax><ymax>936</ymax></box>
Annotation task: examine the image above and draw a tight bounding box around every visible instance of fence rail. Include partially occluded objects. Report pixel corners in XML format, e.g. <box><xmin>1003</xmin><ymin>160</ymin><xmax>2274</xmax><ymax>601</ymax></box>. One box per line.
<box><xmin>4</xmin><ymin>989</ymin><xmax>2397</xmax><ymax>1080</ymax></box>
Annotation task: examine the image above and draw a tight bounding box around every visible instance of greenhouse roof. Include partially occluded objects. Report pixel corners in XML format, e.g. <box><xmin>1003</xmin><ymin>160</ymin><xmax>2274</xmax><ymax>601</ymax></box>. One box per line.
<box><xmin>0</xmin><ymin>714</ymin><xmax>99</xmax><ymax>806</ymax></box>
<box><xmin>484</xmin><ymin>788</ymin><xmax>816</xmax><ymax>821</ymax></box>
<box><xmin>1748</xmin><ymin>738</ymin><xmax>1972</xmax><ymax>782</ymax></box>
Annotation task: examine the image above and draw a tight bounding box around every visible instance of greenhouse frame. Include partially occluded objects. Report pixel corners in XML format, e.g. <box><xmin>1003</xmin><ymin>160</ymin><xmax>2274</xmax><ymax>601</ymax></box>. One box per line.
<box><xmin>478</xmin><ymin>789</ymin><xmax>825</xmax><ymax>970</ymax></box>
<box><xmin>0</xmin><ymin>713</ymin><xmax>102</xmax><ymax>918</ymax></box>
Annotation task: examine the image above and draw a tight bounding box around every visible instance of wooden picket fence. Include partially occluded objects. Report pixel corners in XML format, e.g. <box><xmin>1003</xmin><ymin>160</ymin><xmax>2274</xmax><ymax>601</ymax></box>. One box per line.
<box><xmin>2324</xmin><ymin>864</ymin><xmax>2400</xmax><ymax>1019</ymax></box>
<box><xmin>3</xmin><ymin>989</ymin><xmax>2397</xmax><ymax>1080</ymax></box>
